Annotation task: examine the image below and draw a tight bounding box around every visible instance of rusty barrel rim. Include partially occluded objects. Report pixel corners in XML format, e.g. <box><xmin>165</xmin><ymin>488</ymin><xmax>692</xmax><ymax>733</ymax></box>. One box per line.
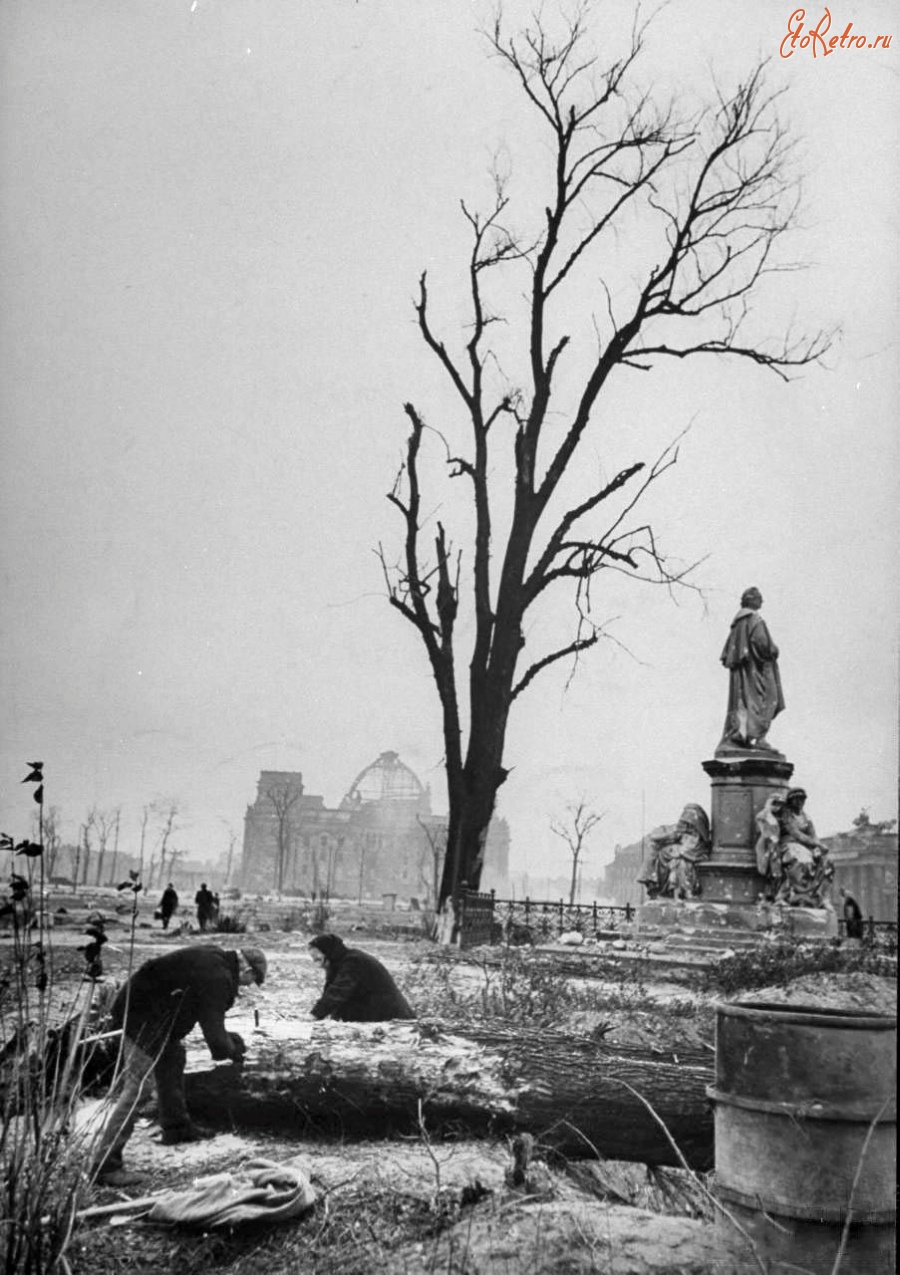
<box><xmin>716</xmin><ymin>1000</ymin><xmax>897</xmax><ymax>1031</ymax></box>
<box><xmin>713</xmin><ymin>1178</ymin><xmax>897</xmax><ymax>1225</ymax></box>
<box><xmin>706</xmin><ymin>1084</ymin><xmax>896</xmax><ymax>1123</ymax></box>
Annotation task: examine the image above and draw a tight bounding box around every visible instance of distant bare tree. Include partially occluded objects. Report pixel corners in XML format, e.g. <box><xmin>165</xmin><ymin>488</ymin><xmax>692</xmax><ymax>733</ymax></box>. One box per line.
<box><xmin>81</xmin><ymin>812</ymin><xmax>95</xmax><ymax>887</ymax></box>
<box><xmin>137</xmin><ymin>805</ymin><xmax>151</xmax><ymax>882</ymax></box>
<box><xmin>223</xmin><ymin>827</ymin><xmax>238</xmax><ymax>886</ymax></box>
<box><xmin>264</xmin><ymin>779</ymin><xmax>303</xmax><ymax>893</ymax></box>
<box><xmin>152</xmin><ymin>802</ymin><xmax>179</xmax><ymax>889</ymax></box>
<box><xmin>551</xmin><ymin>800</ymin><xmax>607</xmax><ymax>906</ymax></box>
<box><xmin>322</xmin><ymin>834</ymin><xmax>343</xmax><ymax>900</ymax></box>
<box><xmin>166</xmin><ymin>847</ymin><xmax>185</xmax><ymax>883</ymax></box>
<box><xmin>416</xmin><ymin>817</ymin><xmax>446</xmax><ymax>908</ymax></box>
<box><xmin>69</xmin><ymin>837</ymin><xmax>81</xmax><ymax>891</ymax></box>
<box><xmin>40</xmin><ymin>805</ymin><xmax>64</xmax><ymax>878</ymax></box>
<box><xmin>355</xmin><ymin>832</ymin><xmax>375</xmax><ymax>904</ymax></box>
<box><xmin>108</xmin><ymin>809</ymin><xmax>121</xmax><ymax>884</ymax></box>
<box><xmin>379</xmin><ymin>4</ymin><xmax>831</xmax><ymax>923</ymax></box>
<box><xmin>92</xmin><ymin>808</ymin><xmax>120</xmax><ymax>886</ymax></box>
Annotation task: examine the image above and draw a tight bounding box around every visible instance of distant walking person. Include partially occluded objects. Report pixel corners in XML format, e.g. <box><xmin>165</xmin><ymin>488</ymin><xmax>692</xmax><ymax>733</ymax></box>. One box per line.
<box><xmin>194</xmin><ymin>883</ymin><xmax>215</xmax><ymax>931</ymax></box>
<box><xmin>159</xmin><ymin>883</ymin><xmax>179</xmax><ymax>930</ymax></box>
<box><xmin>840</xmin><ymin>887</ymin><xmax>865</xmax><ymax>940</ymax></box>
<box><xmin>308</xmin><ymin>934</ymin><xmax>415</xmax><ymax>1022</ymax></box>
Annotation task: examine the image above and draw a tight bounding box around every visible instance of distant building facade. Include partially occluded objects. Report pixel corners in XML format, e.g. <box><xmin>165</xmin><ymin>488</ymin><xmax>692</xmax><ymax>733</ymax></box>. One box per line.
<box><xmin>601</xmin><ymin>839</ymin><xmax>647</xmax><ymax>909</ymax></box>
<box><xmin>240</xmin><ymin>750</ymin><xmax>510</xmax><ymax>900</ymax></box>
<box><xmin>823</xmin><ymin>812</ymin><xmax>897</xmax><ymax>922</ymax></box>
<box><xmin>601</xmin><ymin>811</ymin><xmax>898</xmax><ymax>921</ymax></box>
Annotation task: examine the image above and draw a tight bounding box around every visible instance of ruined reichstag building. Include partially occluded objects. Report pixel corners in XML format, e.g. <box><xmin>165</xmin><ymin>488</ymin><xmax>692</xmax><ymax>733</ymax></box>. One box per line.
<box><xmin>240</xmin><ymin>750</ymin><xmax>509</xmax><ymax>901</ymax></box>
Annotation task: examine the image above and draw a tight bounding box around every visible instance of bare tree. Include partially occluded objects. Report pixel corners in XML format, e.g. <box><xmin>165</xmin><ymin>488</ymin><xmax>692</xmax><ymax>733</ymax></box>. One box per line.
<box><xmin>308</xmin><ymin>835</ymin><xmax>321</xmax><ymax>899</ymax></box>
<box><xmin>108</xmin><ymin>809</ymin><xmax>121</xmax><ymax>884</ymax></box>
<box><xmin>138</xmin><ymin>805</ymin><xmax>151</xmax><ymax>881</ymax></box>
<box><xmin>416</xmin><ymin>816</ymin><xmax>447</xmax><ymax>908</ymax></box>
<box><xmin>81</xmin><ymin>812</ymin><xmax>95</xmax><ymax>887</ymax></box>
<box><xmin>92</xmin><ymin>808</ymin><xmax>120</xmax><ymax>886</ymax></box>
<box><xmin>551</xmin><ymin>799</ymin><xmax>607</xmax><ymax>906</ymax></box>
<box><xmin>380</xmin><ymin>6</ymin><xmax>829</xmax><ymax>918</ymax></box>
<box><xmin>223</xmin><ymin>827</ymin><xmax>238</xmax><ymax>886</ymax></box>
<box><xmin>265</xmin><ymin>778</ymin><xmax>303</xmax><ymax>893</ymax></box>
<box><xmin>321</xmin><ymin>833</ymin><xmax>343</xmax><ymax>900</ymax></box>
<box><xmin>153</xmin><ymin>802</ymin><xmax>179</xmax><ymax>890</ymax></box>
<box><xmin>40</xmin><ymin>805</ymin><xmax>63</xmax><ymax>879</ymax></box>
<box><xmin>166</xmin><ymin>847</ymin><xmax>185</xmax><ymax>882</ymax></box>
<box><xmin>70</xmin><ymin>837</ymin><xmax>81</xmax><ymax>891</ymax></box>
<box><xmin>355</xmin><ymin>832</ymin><xmax>375</xmax><ymax>904</ymax></box>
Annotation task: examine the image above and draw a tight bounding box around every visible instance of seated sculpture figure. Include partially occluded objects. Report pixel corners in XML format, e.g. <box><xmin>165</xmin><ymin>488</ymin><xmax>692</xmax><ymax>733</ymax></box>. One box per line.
<box><xmin>755</xmin><ymin>787</ymin><xmax>834</xmax><ymax>908</ymax></box>
<box><xmin>639</xmin><ymin>803</ymin><xmax>712</xmax><ymax>900</ymax></box>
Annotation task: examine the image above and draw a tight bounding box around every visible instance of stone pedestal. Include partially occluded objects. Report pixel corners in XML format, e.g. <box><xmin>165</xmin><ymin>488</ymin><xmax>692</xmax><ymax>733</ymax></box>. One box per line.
<box><xmin>698</xmin><ymin>751</ymin><xmax>794</xmax><ymax>905</ymax></box>
<box><xmin>631</xmin><ymin>749</ymin><xmax>838</xmax><ymax>951</ymax></box>
<box><xmin>632</xmin><ymin>898</ymin><xmax>838</xmax><ymax>949</ymax></box>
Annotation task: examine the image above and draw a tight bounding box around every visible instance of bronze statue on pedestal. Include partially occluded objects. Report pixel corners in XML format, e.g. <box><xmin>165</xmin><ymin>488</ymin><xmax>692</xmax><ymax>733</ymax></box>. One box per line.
<box><xmin>717</xmin><ymin>586</ymin><xmax>784</xmax><ymax>753</ymax></box>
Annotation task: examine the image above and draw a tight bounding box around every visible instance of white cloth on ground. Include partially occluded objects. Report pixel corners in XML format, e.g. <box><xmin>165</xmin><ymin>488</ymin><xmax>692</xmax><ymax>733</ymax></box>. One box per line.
<box><xmin>145</xmin><ymin>1157</ymin><xmax>316</xmax><ymax>1228</ymax></box>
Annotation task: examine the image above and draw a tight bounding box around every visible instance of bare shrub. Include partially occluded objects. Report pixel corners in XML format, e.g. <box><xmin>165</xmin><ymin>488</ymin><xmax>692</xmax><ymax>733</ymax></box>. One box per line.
<box><xmin>697</xmin><ymin>941</ymin><xmax>895</xmax><ymax>997</ymax></box>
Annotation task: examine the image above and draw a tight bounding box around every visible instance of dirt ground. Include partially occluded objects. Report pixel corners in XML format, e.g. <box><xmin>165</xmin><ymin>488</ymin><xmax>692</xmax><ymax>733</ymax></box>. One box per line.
<box><xmin>3</xmin><ymin>904</ymin><xmax>896</xmax><ymax>1274</ymax></box>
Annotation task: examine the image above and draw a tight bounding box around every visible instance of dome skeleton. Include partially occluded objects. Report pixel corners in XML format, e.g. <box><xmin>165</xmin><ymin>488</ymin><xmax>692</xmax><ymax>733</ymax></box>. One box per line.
<box><xmin>343</xmin><ymin>750</ymin><xmax>426</xmax><ymax>806</ymax></box>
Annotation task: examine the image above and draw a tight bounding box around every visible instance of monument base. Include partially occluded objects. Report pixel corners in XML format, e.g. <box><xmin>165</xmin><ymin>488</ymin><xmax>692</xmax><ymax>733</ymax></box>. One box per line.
<box><xmin>631</xmin><ymin>898</ymin><xmax>838</xmax><ymax>952</ymax></box>
<box><xmin>698</xmin><ymin>751</ymin><xmax>795</xmax><ymax>905</ymax></box>
<box><xmin>629</xmin><ymin>745</ymin><xmax>838</xmax><ymax>954</ymax></box>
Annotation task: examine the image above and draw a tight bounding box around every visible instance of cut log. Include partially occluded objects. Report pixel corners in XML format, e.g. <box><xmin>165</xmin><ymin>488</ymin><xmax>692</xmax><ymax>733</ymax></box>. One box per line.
<box><xmin>183</xmin><ymin>1017</ymin><xmax>714</xmax><ymax>1170</ymax></box>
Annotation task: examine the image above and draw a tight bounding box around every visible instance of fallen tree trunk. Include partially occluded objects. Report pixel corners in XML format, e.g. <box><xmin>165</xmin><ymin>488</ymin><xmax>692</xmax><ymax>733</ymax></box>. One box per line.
<box><xmin>183</xmin><ymin>1017</ymin><xmax>714</xmax><ymax>1169</ymax></box>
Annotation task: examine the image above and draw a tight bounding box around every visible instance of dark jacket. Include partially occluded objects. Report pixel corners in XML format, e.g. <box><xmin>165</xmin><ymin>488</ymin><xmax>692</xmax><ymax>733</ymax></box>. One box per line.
<box><xmin>110</xmin><ymin>946</ymin><xmax>242</xmax><ymax>1059</ymax></box>
<box><xmin>160</xmin><ymin>886</ymin><xmax>179</xmax><ymax>916</ymax></box>
<box><xmin>310</xmin><ymin>937</ymin><xmax>415</xmax><ymax>1022</ymax></box>
<box><xmin>843</xmin><ymin>894</ymin><xmax>864</xmax><ymax>939</ymax></box>
<box><xmin>195</xmin><ymin>887</ymin><xmax>215</xmax><ymax>916</ymax></box>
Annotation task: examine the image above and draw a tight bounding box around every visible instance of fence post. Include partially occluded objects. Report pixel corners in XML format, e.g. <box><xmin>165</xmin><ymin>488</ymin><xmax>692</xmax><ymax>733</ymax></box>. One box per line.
<box><xmin>625</xmin><ymin>903</ymin><xmax>633</xmax><ymax>922</ymax></box>
<box><xmin>525</xmin><ymin>896</ymin><xmax>531</xmax><ymax>922</ymax></box>
<box><xmin>868</xmin><ymin>915</ymin><xmax>876</xmax><ymax>943</ymax></box>
<box><xmin>592</xmin><ymin>901</ymin><xmax>598</xmax><ymax>930</ymax></box>
<box><xmin>559</xmin><ymin>898</ymin><xmax>564</xmax><ymax>931</ymax></box>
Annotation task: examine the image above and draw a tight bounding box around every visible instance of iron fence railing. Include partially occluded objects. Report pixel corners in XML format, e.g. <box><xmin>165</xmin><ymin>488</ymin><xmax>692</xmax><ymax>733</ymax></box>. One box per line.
<box><xmin>458</xmin><ymin>889</ymin><xmax>634</xmax><ymax>947</ymax></box>
<box><xmin>837</xmin><ymin>917</ymin><xmax>898</xmax><ymax>949</ymax></box>
<box><xmin>458</xmin><ymin>892</ymin><xmax>898</xmax><ymax>951</ymax></box>
<box><xmin>457</xmin><ymin>889</ymin><xmax>496</xmax><ymax>949</ymax></box>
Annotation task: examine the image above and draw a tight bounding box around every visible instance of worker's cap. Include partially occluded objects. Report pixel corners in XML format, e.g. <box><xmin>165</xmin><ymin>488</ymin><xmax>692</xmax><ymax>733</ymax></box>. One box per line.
<box><xmin>240</xmin><ymin>947</ymin><xmax>267</xmax><ymax>985</ymax></box>
<box><xmin>309</xmin><ymin>933</ymin><xmax>346</xmax><ymax>962</ymax></box>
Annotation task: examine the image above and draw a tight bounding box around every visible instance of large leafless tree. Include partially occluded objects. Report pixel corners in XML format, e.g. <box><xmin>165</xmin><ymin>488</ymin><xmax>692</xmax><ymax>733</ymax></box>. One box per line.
<box><xmin>380</xmin><ymin>6</ymin><xmax>829</xmax><ymax>919</ymax></box>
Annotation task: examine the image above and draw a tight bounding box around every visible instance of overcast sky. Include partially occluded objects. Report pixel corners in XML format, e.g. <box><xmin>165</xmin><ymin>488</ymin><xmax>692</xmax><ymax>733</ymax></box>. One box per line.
<box><xmin>1</xmin><ymin>0</ymin><xmax>897</xmax><ymax>882</ymax></box>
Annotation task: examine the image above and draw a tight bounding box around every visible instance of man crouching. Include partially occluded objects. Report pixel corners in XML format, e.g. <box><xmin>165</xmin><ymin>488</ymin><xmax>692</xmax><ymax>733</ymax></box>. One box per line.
<box><xmin>92</xmin><ymin>944</ymin><xmax>266</xmax><ymax>1186</ymax></box>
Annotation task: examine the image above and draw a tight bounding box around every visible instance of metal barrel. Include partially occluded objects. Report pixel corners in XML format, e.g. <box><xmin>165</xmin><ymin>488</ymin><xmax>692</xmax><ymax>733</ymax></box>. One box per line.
<box><xmin>708</xmin><ymin>999</ymin><xmax>896</xmax><ymax>1274</ymax></box>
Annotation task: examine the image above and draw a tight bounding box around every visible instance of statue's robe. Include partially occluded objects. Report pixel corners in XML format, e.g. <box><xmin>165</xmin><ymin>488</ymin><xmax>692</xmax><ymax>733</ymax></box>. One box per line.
<box><xmin>718</xmin><ymin>607</ymin><xmax>784</xmax><ymax>748</ymax></box>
